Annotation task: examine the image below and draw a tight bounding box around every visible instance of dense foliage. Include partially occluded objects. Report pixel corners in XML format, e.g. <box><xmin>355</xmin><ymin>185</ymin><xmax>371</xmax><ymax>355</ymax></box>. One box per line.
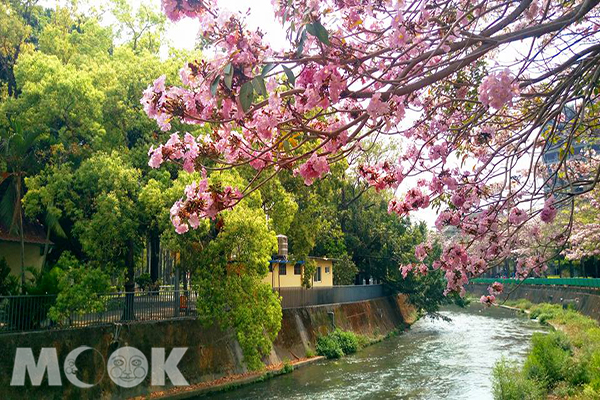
<box><xmin>147</xmin><ymin>0</ymin><xmax>600</xmax><ymax>303</ymax></box>
<box><xmin>0</xmin><ymin>0</ymin><xmax>449</xmax><ymax>368</ymax></box>
<box><xmin>493</xmin><ymin>302</ymin><xmax>600</xmax><ymax>399</ymax></box>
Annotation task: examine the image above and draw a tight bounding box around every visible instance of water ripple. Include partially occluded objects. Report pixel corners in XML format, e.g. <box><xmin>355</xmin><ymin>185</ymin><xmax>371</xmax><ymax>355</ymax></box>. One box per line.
<box><xmin>198</xmin><ymin>304</ymin><xmax>548</xmax><ymax>400</ymax></box>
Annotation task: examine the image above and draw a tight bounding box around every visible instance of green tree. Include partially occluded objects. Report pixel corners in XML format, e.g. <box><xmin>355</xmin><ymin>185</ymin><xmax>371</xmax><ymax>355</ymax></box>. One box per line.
<box><xmin>191</xmin><ymin>171</ymin><xmax>281</xmax><ymax>370</ymax></box>
<box><xmin>0</xmin><ymin>120</ymin><xmax>40</xmax><ymax>290</ymax></box>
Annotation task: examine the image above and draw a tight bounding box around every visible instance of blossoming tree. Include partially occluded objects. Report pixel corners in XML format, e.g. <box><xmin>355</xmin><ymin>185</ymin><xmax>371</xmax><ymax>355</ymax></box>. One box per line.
<box><xmin>143</xmin><ymin>0</ymin><xmax>600</xmax><ymax>301</ymax></box>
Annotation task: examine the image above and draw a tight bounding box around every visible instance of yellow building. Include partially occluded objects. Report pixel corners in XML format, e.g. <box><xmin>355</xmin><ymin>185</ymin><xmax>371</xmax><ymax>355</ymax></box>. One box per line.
<box><xmin>263</xmin><ymin>256</ymin><xmax>335</xmax><ymax>288</ymax></box>
<box><xmin>0</xmin><ymin>221</ymin><xmax>53</xmax><ymax>279</ymax></box>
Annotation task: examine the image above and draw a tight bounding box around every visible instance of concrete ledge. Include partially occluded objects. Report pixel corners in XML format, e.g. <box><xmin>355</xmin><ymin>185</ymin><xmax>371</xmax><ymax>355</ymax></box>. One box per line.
<box><xmin>132</xmin><ymin>356</ymin><xmax>326</xmax><ymax>400</ymax></box>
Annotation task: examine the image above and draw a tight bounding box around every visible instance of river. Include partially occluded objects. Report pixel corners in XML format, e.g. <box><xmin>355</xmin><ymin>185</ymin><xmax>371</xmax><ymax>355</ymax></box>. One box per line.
<box><xmin>198</xmin><ymin>304</ymin><xmax>547</xmax><ymax>400</ymax></box>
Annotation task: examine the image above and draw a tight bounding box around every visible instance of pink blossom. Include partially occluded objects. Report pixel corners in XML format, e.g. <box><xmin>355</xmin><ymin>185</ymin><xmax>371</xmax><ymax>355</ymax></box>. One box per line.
<box><xmin>148</xmin><ymin>145</ymin><xmax>164</xmax><ymax>168</ymax></box>
<box><xmin>366</xmin><ymin>93</ymin><xmax>390</xmax><ymax>119</ymax></box>
<box><xmin>488</xmin><ymin>282</ymin><xmax>504</xmax><ymax>295</ymax></box>
<box><xmin>415</xmin><ymin>243</ymin><xmax>429</xmax><ymax>262</ymax></box>
<box><xmin>540</xmin><ymin>195</ymin><xmax>558</xmax><ymax>223</ymax></box>
<box><xmin>480</xmin><ymin>295</ymin><xmax>496</xmax><ymax>306</ymax></box>
<box><xmin>509</xmin><ymin>208</ymin><xmax>528</xmax><ymax>225</ymax></box>
<box><xmin>293</xmin><ymin>153</ymin><xmax>330</xmax><ymax>185</ymax></box>
<box><xmin>478</xmin><ymin>69</ymin><xmax>519</xmax><ymax>110</ymax></box>
<box><xmin>451</xmin><ymin>192</ymin><xmax>466</xmax><ymax>208</ymax></box>
<box><xmin>161</xmin><ymin>0</ymin><xmax>212</xmax><ymax>21</ymax></box>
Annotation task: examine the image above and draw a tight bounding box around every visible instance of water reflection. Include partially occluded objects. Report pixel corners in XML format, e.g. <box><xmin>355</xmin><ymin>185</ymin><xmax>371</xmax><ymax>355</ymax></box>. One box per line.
<box><xmin>198</xmin><ymin>304</ymin><xmax>547</xmax><ymax>400</ymax></box>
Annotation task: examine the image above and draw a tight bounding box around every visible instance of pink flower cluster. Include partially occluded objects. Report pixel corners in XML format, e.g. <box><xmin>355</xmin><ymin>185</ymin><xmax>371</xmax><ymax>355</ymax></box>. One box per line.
<box><xmin>415</xmin><ymin>242</ymin><xmax>432</xmax><ymax>262</ymax></box>
<box><xmin>480</xmin><ymin>295</ymin><xmax>496</xmax><ymax>306</ymax></box>
<box><xmin>400</xmin><ymin>263</ymin><xmax>428</xmax><ymax>279</ymax></box>
<box><xmin>293</xmin><ymin>153</ymin><xmax>331</xmax><ymax>186</ymax></box>
<box><xmin>540</xmin><ymin>195</ymin><xmax>558</xmax><ymax>223</ymax></box>
<box><xmin>358</xmin><ymin>162</ymin><xmax>404</xmax><ymax>192</ymax></box>
<box><xmin>515</xmin><ymin>256</ymin><xmax>547</xmax><ymax>279</ymax></box>
<box><xmin>161</xmin><ymin>0</ymin><xmax>212</xmax><ymax>21</ymax></box>
<box><xmin>148</xmin><ymin>132</ymin><xmax>200</xmax><ymax>173</ymax></box>
<box><xmin>388</xmin><ymin>188</ymin><xmax>430</xmax><ymax>217</ymax></box>
<box><xmin>508</xmin><ymin>208</ymin><xmax>528</xmax><ymax>226</ymax></box>
<box><xmin>478</xmin><ymin>69</ymin><xmax>519</xmax><ymax>110</ymax></box>
<box><xmin>488</xmin><ymin>282</ymin><xmax>504</xmax><ymax>295</ymax></box>
<box><xmin>170</xmin><ymin>179</ymin><xmax>242</xmax><ymax>234</ymax></box>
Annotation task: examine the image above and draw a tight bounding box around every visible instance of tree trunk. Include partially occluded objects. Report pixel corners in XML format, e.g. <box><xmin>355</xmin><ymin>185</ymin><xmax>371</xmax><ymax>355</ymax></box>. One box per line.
<box><xmin>16</xmin><ymin>177</ymin><xmax>25</xmax><ymax>293</ymax></box>
<box><xmin>41</xmin><ymin>224</ymin><xmax>51</xmax><ymax>271</ymax></box>
<box><xmin>149</xmin><ymin>229</ymin><xmax>160</xmax><ymax>283</ymax></box>
<box><xmin>122</xmin><ymin>239</ymin><xmax>136</xmax><ymax>321</ymax></box>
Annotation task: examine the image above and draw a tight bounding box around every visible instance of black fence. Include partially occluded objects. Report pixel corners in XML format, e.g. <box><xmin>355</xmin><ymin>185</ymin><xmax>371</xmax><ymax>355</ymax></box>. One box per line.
<box><xmin>0</xmin><ymin>285</ymin><xmax>386</xmax><ymax>334</ymax></box>
<box><xmin>277</xmin><ymin>285</ymin><xmax>385</xmax><ymax>308</ymax></box>
<box><xmin>0</xmin><ymin>291</ymin><xmax>197</xmax><ymax>333</ymax></box>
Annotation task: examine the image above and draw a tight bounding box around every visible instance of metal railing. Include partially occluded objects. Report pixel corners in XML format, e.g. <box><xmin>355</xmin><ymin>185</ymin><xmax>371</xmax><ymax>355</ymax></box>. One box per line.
<box><xmin>277</xmin><ymin>285</ymin><xmax>385</xmax><ymax>309</ymax></box>
<box><xmin>0</xmin><ymin>285</ymin><xmax>387</xmax><ymax>333</ymax></box>
<box><xmin>472</xmin><ymin>278</ymin><xmax>600</xmax><ymax>288</ymax></box>
<box><xmin>0</xmin><ymin>290</ymin><xmax>197</xmax><ymax>334</ymax></box>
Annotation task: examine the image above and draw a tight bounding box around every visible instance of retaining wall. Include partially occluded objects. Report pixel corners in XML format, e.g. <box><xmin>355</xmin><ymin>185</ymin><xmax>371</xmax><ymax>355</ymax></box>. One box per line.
<box><xmin>468</xmin><ymin>283</ymin><xmax>600</xmax><ymax>321</ymax></box>
<box><xmin>0</xmin><ymin>294</ymin><xmax>414</xmax><ymax>400</ymax></box>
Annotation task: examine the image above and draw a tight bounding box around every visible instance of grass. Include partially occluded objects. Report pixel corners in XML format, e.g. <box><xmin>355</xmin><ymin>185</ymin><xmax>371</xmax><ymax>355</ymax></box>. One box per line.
<box><xmin>492</xmin><ymin>302</ymin><xmax>600</xmax><ymax>400</ymax></box>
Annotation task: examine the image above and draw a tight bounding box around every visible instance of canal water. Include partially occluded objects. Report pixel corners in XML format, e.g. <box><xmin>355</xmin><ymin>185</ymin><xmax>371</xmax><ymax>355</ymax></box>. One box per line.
<box><xmin>198</xmin><ymin>304</ymin><xmax>547</xmax><ymax>400</ymax></box>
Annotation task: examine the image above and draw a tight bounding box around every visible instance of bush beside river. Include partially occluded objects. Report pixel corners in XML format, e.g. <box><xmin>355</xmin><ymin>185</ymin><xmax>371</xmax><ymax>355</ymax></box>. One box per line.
<box><xmin>492</xmin><ymin>302</ymin><xmax>600</xmax><ymax>399</ymax></box>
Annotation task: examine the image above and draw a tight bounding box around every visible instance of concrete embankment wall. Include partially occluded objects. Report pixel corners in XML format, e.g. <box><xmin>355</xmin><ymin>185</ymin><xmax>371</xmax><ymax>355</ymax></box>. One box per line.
<box><xmin>468</xmin><ymin>283</ymin><xmax>600</xmax><ymax>321</ymax></box>
<box><xmin>0</xmin><ymin>294</ymin><xmax>414</xmax><ymax>400</ymax></box>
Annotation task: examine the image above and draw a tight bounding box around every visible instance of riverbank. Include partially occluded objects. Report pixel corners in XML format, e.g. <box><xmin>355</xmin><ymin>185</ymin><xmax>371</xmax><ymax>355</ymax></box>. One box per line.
<box><xmin>491</xmin><ymin>301</ymin><xmax>600</xmax><ymax>400</ymax></box>
<box><xmin>129</xmin><ymin>356</ymin><xmax>325</xmax><ymax>399</ymax></box>
<box><xmin>0</xmin><ymin>295</ymin><xmax>415</xmax><ymax>399</ymax></box>
<box><xmin>192</xmin><ymin>304</ymin><xmax>544</xmax><ymax>400</ymax></box>
<box><xmin>134</xmin><ymin>328</ymin><xmax>404</xmax><ymax>399</ymax></box>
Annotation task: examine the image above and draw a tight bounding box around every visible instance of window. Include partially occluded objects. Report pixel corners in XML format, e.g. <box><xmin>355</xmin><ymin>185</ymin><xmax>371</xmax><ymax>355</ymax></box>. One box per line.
<box><xmin>279</xmin><ymin>263</ymin><xmax>287</xmax><ymax>275</ymax></box>
<box><xmin>294</xmin><ymin>263</ymin><xmax>302</xmax><ymax>275</ymax></box>
<box><xmin>325</xmin><ymin>267</ymin><xmax>330</xmax><ymax>274</ymax></box>
<box><xmin>314</xmin><ymin>267</ymin><xmax>322</xmax><ymax>282</ymax></box>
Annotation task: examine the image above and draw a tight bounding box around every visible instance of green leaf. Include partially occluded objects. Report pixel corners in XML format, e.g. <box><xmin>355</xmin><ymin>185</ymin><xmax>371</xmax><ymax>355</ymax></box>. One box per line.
<box><xmin>252</xmin><ymin>76</ymin><xmax>267</xmax><ymax>97</ymax></box>
<box><xmin>283</xmin><ymin>140</ymin><xmax>291</xmax><ymax>152</ymax></box>
<box><xmin>306</xmin><ymin>20</ymin><xmax>329</xmax><ymax>45</ymax></box>
<box><xmin>239</xmin><ymin>81</ymin><xmax>254</xmax><ymax>112</ymax></box>
<box><xmin>296</xmin><ymin>29</ymin><xmax>307</xmax><ymax>57</ymax></box>
<box><xmin>261</xmin><ymin>63</ymin><xmax>276</xmax><ymax>77</ymax></box>
<box><xmin>210</xmin><ymin>76</ymin><xmax>220</xmax><ymax>96</ymax></box>
<box><xmin>223</xmin><ymin>63</ymin><xmax>232</xmax><ymax>75</ymax></box>
<box><xmin>282</xmin><ymin>65</ymin><xmax>295</xmax><ymax>87</ymax></box>
<box><xmin>224</xmin><ymin>70</ymin><xmax>233</xmax><ymax>90</ymax></box>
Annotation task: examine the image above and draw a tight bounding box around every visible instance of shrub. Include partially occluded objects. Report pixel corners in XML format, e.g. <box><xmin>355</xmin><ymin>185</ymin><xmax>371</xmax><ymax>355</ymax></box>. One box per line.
<box><xmin>492</xmin><ymin>358</ymin><xmax>545</xmax><ymax>400</ymax></box>
<box><xmin>331</xmin><ymin>329</ymin><xmax>359</xmax><ymax>355</ymax></box>
<box><xmin>316</xmin><ymin>329</ymin><xmax>364</xmax><ymax>359</ymax></box>
<box><xmin>282</xmin><ymin>360</ymin><xmax>293</xmax><ymax>374</ymax></box>
<box><xmin>135</xmin><ymin>273</ymin><xmax>152</xmax><ymax>291</ymax></box>
<box><xmin>305</xmin><ymin>347</ymin><xmax>316</xmax><ymax>358</ymax></box>
<box><xmin>588</xmin><ymin>350</ymin><xmax>600</xmax><ymax>391</ymax></box>
<box><xmin>529</xmin><ymin>304</ymin><xmax>561</xmax><ymax>321</ymax></box>
<box><xmin>316</xmin><ymin>335</ymin><xmax>344</xmax><ymax>359</ymax></box>
<box><xmin>524</xmin><ymin>331</ymin><xmax>572</xmax><ymax>389</ymax></box>
<box><xmin>48</xmin><ymin>266</ymin><xmax>111</xmax><ymax>323</ymax></box>
<box><xmin>0</xmin><ymin>257</ymin><xmax>19</xmax><ymax>296</ymax></box>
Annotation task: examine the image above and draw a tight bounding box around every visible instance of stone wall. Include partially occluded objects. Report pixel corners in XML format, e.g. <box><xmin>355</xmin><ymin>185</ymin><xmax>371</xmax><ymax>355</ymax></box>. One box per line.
<box><xmin>0</xmin><ymin>295</ymin><xmax>414</xmax><ymax>400</ymax></box>
<box><xmin>468</xmin><ymin>283</ymin><xmax>600</xmax><ymax>321</ymax></box>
